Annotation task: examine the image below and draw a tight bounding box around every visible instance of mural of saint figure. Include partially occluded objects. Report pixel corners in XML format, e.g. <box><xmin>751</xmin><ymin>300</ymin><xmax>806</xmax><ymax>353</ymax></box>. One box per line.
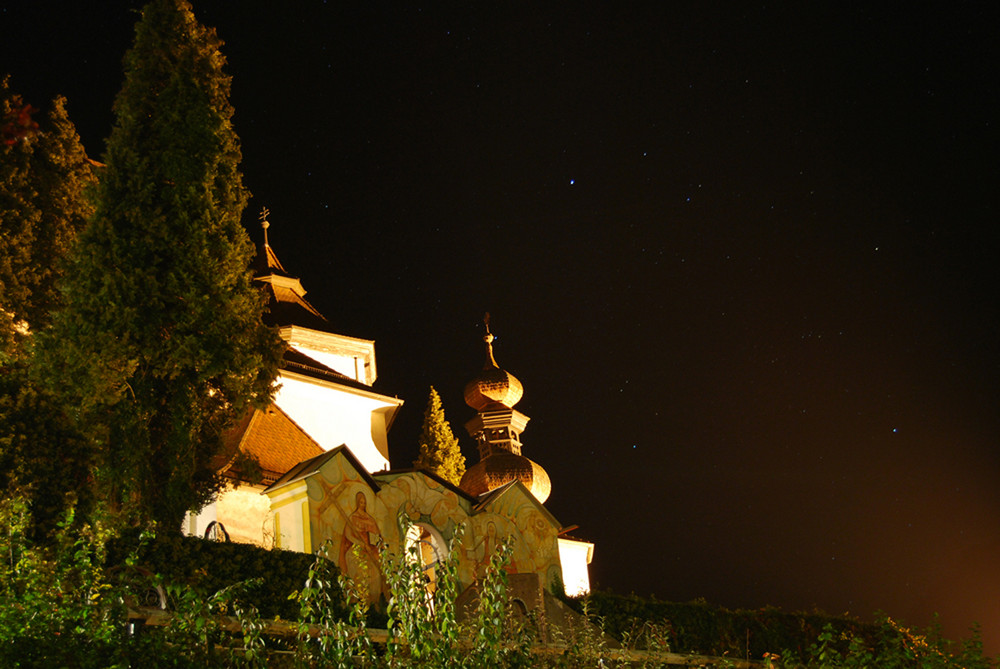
<box><xmin>334</xmin><ymin>491</ymin><xmax>385</xmax><ymax>601</ymax></box>
<box><xmin>339</xmin><ymin>491</ymin><xmax>380</xmax><ymax>568</ymax></box>
<box><xmin>470</xmin><ymin>520</ymin><xmax>500</xmax><ymax>577</ymax></box>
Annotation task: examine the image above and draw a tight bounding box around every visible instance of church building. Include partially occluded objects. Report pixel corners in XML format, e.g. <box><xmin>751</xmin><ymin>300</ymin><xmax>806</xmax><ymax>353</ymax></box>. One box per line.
<box><xmin>185</xmin><ymin>218</ymin><xmax>594</xmax><ymax>603</ymax></box>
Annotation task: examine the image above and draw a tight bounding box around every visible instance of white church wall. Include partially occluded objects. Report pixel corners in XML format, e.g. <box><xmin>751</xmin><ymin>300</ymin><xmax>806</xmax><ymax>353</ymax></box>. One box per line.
<box><xmin>183</xmin><ymin>501</ymin><xmax>217</xmax><ymax>538</ymax></box>
<box><xmin>558</xmin><ymin>537</ymin><xmax>594</xmax><ymax>597</ymax></box>
<box><xmin>289</xmin><ymin>344</ymin><xmax>369</xmax><ymax>384</ymax></box>
<box><xmin>280</xmin><ymin>326</ymin><xmax>377</xmax><ymax>386</ymax></box>
<box><xmin>215</xmin><ymin>485</ymin><xmax>273</xmax><ymax>546</ymax></box>
<box><xmin>274</xmin><ymin>373</ymin><xmax>393</xmax><ymax>473</ymax></box>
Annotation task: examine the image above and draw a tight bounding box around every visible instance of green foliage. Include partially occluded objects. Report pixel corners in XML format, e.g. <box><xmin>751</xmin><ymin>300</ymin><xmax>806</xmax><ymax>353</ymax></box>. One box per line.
<box><xmin>769</xmin><ymin>615</ymin><xmax>996</xmax><ymax>668</ymax></box>
<box><xmin>292</xmin><ymin>541</ymin><xmax>372</xmax><ymax>667</ymax></box>
<box><xmin>0</xmin><ymin>76</ymin><xmax>95</xmax><ymax>342</ymax></box>
<box><xmin>6</xmin><ymin>498</ymin><xmax>993</xmax><ymax>667</ymax></box>
<box><xmin>584</xmin><ymin>591</ymin><xmax>856</xmax><ymax>659</ymax></box>
<box><xmin>0</xmin><ymin>79</ymin><xmax>96</xmax><ymax>545</ymax></box>
<box><xmin>0</xmin><ymin>496</ymin><xmax>146</xmax><ymax>667</ymax></box>
<box><xmin>413</xmin><ymin>386</ymin><xmax>466</xmax><ymax>486</ymax></box>
<box><xmin>470</xmin><ymin>536</ymin><xmax>517</xmax><ymax>665</ymax></box>
<box><xmin>1</xmin><ymin>495</ymin><xmax>314</xmax><ymax>667</ymax></box>
<box><xmin>160</xmin><ymin>578</ymin><xmax>269</xmax><ymax>667</ymax></box>
<box><xmin>39</xmin><ymin>0</ymin><xmax>283</xmax><ymax>531</ymax></box>
<box><xmin>381</xmin><ymin>523</ymin><xmax>465</xmax><ymax>665</ymax></box>
<box><xmin>106</xmin><ymin>528</ymin><xmax>322</xmax><ymax>621</ymax></box>
<box><xmin>548</xmin><ymin>596</ymin><xmax>616</xmax><ymax>668</ymax></box>
<box><xmin>581</xmin><ymin>591</ymin><xmax>996</xmax><ymax>667</ymax></box>
<box><xmin>380</xmin><ymin>520</ymin><xmax>533</xmax><ymax>667</ymax></box>
<box><xmin>0</xmin><ymin>367</ymin><xmax>93</xmax><ymax>542</ymax></box>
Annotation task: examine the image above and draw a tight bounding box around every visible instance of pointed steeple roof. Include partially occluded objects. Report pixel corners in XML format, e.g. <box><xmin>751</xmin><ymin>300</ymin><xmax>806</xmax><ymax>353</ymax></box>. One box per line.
<box><xmin>251</xmin><ymin>209</ymin><xmax>328</xmax><ymax>330</ymax></box>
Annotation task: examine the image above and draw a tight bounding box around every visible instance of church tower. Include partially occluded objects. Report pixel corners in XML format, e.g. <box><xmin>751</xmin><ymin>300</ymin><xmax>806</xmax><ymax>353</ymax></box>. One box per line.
<box><xmin>459</xmin><ymin>317</ymin><xmax>551</xmax><ymax>503</ymax></box>
<box><xmin>185</xmin><ymin>210</ymin><xmax>402</xmax><ymax>543</ymax></box>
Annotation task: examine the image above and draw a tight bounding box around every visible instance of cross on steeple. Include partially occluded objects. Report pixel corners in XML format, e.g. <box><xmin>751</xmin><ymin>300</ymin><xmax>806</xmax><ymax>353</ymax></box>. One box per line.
<box><xmin>259</xmin><ymin>207</ymin><xmax>271</xmax><ymax>247</ymax></box>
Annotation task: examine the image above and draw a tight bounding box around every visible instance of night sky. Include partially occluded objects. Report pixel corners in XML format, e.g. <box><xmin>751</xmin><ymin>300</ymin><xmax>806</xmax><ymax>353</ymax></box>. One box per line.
<box><xmin>4</xmin><ymin>1</ymin><xmax>998</xmax><ymax>653</ymax></box>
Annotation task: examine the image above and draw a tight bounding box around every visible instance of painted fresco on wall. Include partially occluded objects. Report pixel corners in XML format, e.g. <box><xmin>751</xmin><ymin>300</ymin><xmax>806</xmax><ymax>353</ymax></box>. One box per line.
<box><xmin>307</xmin><ymin>455</ymin><xmax>386</xmax><ymax>599</ymax></box>
<box><xmin>470</xmin><ymin>486</ymin><xmax>561</xmax><ymax>580</ymax></box>
<box><xmin>292</xmin><ymin>450</ymin><xmax>563</xmax><ymax>603</ymax></box>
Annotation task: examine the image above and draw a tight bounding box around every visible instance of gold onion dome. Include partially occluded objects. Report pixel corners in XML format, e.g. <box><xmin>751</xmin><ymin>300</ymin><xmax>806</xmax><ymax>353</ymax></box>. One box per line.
<box><xmin>459</xmin><ymin>317</ymin><xmax>551</xmax><ymax>504</ymax></box>
<box><xmin>464</xmin><ymin>332</ymin><xmax>523</xmax><ymax>411</ymax></box>
<box><xmin>460</xmin><ymin>452</ymin><xmax>551</xmax><ymax>504</ymax></box>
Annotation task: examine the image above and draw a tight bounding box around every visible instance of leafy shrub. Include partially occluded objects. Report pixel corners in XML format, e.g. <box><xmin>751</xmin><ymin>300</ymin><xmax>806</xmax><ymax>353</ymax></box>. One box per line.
<box><xmin>5</xmin><ymin>498</ymin><xmax>993</xmax><ymax>667</ymax></box>
<box><xmin>106</xmin><ymin>528</ymin><xmax>330</xmax><ymax>621</ymax></box>
<box><xmin>580</xmin><ymin>591</ymin><xmax>995</xmax><ymax>667</ymax></box>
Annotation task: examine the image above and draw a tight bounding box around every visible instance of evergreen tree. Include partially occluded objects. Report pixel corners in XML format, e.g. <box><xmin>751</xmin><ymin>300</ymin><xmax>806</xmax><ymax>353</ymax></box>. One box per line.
<box><xmin>0</xmin><ymin>79</ymin><xmax>96</xmax><ymax>539</ymax></box>
<box><xmin>39</xmin><ymin>0</ymin><xmax>283</xmax><ymax>531</ymax></box>
<box><xmin>0</xmin><ymin>78</ymin><xmax>95</xmax><ymax>348</ymax></box>
<box><xmin>414</xmin><ymin>386</ymin><xmax>466</xmax><ymax>486</ymax></box>
<box><xmin>0</xmin><ymin>78</ymin><xmax>37</xmax><ymax>361</ymax></box>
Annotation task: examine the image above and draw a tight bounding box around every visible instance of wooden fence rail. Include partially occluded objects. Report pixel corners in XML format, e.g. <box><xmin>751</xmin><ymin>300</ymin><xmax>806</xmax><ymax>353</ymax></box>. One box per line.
<box><xmin>127</xmin><ymin>606</ymin><xmax>762</xmax><ymax>667</ymax></box>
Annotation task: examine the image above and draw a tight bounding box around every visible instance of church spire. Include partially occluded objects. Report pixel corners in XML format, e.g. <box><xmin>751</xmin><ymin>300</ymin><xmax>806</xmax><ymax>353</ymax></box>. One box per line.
<box><xmin>253</xmin><ymin>206</ymin><xmax>289</xmax><ymax>277</ymax></box>
<box><xmin>481</xmin><ymin>312</ymin><xmax>500</xmax><ymax>369</ymax></box>
<box><xmin>250</xmin><ymin>209</ymin><xmax>327</xmax><ymax>328</ymax></box>
<box><xmin>458</xmin><ymin>316</ymin><xmax>551</xmax><ymax>503</ymax></box>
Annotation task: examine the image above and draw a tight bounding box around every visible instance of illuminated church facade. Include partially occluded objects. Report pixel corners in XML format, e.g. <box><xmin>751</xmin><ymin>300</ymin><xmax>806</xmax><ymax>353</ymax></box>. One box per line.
<box><xmin>185</xmin><ymin>223</ymin><xmax>594</xmax><ymax>602</ymax></box>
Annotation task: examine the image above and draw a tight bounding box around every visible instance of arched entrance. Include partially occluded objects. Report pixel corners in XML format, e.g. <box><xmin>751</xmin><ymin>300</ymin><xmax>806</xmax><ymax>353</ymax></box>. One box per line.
<box><xmin>405</xmin><ymin>523</ymin><xmax>447</xmax><ymax>596</ymax></box>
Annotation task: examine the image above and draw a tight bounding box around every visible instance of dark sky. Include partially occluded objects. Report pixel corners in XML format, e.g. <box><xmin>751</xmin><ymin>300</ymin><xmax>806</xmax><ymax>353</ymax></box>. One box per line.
<box><xmin>4</xmin><ymin>0</ymin><xmax>999</xmax><ymax>653</ymax></box>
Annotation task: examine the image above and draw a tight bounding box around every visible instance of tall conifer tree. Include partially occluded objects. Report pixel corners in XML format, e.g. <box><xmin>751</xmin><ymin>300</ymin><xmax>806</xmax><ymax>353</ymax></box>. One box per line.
<box><xmin>0</xmin><ymin>79</ymin><xmax>95</xmax><ymax>347</ymax></box>
<box><xmin>0</xmin><ymin>80</ymin><xmax>96</xmax><ymax>537</ymax></box>
<box><xmin>414</xmin><ymin>386</ymin><xmax>466</xmax><ymax>486</ymax></box>
<box><xmin>40</xmin><ymin>0</ymin><xmax>282</xmax><ymax>530</ymax></box>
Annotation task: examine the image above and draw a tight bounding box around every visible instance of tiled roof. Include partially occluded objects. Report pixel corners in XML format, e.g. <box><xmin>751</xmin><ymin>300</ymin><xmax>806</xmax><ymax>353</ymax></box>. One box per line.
<box><xmin>251</xmin><ymin>241</ymin><xmax>330</xmax><ymax>330</ymax></box>
<box><xmin>251</xmin><ymin>242</ymin><xmax>292</xmax><ymax>278</ymax></box>
<box><xmin>221</xmin><ymin>405</ymin><xmax>324</xmax><ymax>485</ymax></box>
<box><xmin>260</xmin><ymin>281</ymin><xmax>329</xmax><ymax>330</ymax></box>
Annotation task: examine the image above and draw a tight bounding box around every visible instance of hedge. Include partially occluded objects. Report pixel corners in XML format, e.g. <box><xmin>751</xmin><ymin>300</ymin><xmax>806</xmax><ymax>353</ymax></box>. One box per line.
<box><xmin>106</xmin><ymin>531</ymin><xmax>344</xmax><ymax>621</ymax></box>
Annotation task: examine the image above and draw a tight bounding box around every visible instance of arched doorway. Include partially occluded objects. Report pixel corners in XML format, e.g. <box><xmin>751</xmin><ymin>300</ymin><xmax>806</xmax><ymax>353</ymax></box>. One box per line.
<box><xmin>405</xmin><ymin>523</ymin><xmax>447</xmax><ymax>596</ymax></box>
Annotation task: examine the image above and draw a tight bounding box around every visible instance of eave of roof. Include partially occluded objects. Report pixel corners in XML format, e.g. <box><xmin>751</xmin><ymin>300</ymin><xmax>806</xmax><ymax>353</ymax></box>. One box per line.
<box><xmin>262</xmin><ymin>444</ymin><xmax>382</xmax><ymax>494</ymax></box>
<box><xmin>374</xmin><ymin>468</ymin><xmax>479</xmax><ymax>503</ymax></box>
<box><xmin>473</xmin><ymin>479</ymin><xmax>562</xmax><ymax>529</ymax></box>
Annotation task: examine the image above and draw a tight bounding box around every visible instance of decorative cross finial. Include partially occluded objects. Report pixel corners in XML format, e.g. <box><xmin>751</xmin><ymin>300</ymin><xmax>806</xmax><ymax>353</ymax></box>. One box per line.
<box><xmin>482</xmin><ymin>312</ymin><xmax>496</xmax><ymax>366</ymax></box>
<box><xmin>259</xmin><ymin>207</ymin><xmax>270</xmax><ymax>246</ymax></box>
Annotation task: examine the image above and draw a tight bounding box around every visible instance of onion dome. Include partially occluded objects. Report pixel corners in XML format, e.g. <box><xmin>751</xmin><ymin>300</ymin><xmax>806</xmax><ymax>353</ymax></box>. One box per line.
<box><xmin>460</xmin><ymin>452</ymin><xmax>551</xmax><ymax>503</ymax></box>
<box><xmin>459</xmin><ymin>315</ymin><xmax>552</xmax><ymax>503</ymax></box>
<box><xmin>464</xmin><ymin>332</ymin><xmax>523</xmax><ymax>411</ymax></box>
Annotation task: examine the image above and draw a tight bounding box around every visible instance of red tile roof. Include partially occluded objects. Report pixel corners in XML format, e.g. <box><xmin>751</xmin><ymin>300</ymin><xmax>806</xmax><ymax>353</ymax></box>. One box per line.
<box><xmin>221</xmin><ymin>405</ymin><xmax>324</xmax><ymax>484</ymax></box>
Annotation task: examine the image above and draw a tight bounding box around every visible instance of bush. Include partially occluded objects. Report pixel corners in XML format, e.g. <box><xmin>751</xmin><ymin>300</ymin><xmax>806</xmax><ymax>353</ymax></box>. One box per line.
<box><xmin>106</xmin><ymin>529</ymin><xmax>331</xmax><ymax>621</ymax></box>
